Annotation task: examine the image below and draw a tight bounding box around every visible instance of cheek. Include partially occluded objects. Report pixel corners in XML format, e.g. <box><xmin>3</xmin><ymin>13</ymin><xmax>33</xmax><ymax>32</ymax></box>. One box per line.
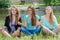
<box><xmin>28</xmin><ymin>11</ymin><xmax>32</xmax><ymax>14</ymax></box>
<box><xmin>12</xmin><ymin>11</ymin><xmax>16</xmax><ymax>14</ymax></box>
<box><xmin>13</xmin><ymin>10</ymin><xmax>17</xmax><ymax>13</ymax></box>
<box><xmin>14</xmin><ymin>11</ymin><xmax>17</xmax><ymax>14</ymax></box>
<box><xmin>46</xmin><ymin>10</ymin><xmax>48</xmax><ymax>13</ymax></box>
<box><xmin>49</xmin><ymin>10</ymin><xmax>51</xmax><ymax>13</ymax></box>
<box><xmin>46</xmin><ymin>10</ymin><xmax>51</xmax><ymax>13</ymax></box>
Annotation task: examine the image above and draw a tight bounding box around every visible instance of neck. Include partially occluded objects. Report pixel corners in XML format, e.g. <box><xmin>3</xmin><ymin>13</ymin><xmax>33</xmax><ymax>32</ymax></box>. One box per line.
<box><xmin>12</xmin><ymin>14</ymin><xmax>15</xmax><ymax>16</ymax></box>
<box><xmin>45</xmin><ymin>14</ymin><xmax>50</xmax><ymax>19</ymax></box>
<box><xmin>46</xmin><ymin>13</ymin><xmax>50</xmax><ymax>17</ymax></box>
<box><xmin>29</xmin><ymin>14</ymin><xmax>32</xmax><ymax>17</ymax></box>
<box><xmin>12</xmin><ymin>15</ymin><xmax>16</xmax><ymax>19</ymax></box>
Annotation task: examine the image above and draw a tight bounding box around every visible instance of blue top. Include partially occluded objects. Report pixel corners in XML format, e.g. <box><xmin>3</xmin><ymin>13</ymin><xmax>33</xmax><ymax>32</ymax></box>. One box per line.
<box><xmin>41</xmin><ymin>15</ymin><xmax>58</xmax><ymax>30</ymax></box>
<box><xmin>24</xmin><ymin>15</ymin><xmax>40</xmax><ymax>30</ymax></box>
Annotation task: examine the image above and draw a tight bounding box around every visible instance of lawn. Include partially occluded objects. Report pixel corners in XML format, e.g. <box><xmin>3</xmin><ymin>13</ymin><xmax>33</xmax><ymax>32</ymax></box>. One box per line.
<box><xmin>0</xmin><ymin>16</ymin><xmax>60</xmax><ymax>40</ymax></box>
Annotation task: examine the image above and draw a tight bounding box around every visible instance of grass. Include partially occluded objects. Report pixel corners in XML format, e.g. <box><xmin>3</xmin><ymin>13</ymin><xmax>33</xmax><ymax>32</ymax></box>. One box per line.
<box><xmin>0</xmin><ymin>16</ymin><xmax>60</xmax><ymax>40</ymax></box>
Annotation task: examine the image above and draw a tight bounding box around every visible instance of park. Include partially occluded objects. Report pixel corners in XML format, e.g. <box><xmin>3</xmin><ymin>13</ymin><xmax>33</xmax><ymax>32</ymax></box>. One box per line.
<box><xmin>0</xmin><ymin>0</ymin><xmax>60</xmax><ymax>40</ymax></box>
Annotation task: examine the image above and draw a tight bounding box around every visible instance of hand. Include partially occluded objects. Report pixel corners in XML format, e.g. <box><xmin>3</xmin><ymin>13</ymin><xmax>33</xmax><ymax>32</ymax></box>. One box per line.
<box><xmin>39</xmin><ymin>21</ymin><xmax>42</xmax><ymax>26</ymax></box>
<box><xmin>18</xmin><ymin>22</ymin><xmax>22</xmax><ymax>25</ymax></box>
<box><xmin>11</xmin><ymin>30</ymin><xmax>20</xmax><ymax>37</ymax></box>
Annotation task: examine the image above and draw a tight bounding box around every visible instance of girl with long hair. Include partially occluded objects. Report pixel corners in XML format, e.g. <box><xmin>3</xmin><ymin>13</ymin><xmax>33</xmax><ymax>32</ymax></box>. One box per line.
<box><xmin>0</xmin><ymin>5</ymin><xmax>22</xmax><ymax>37</ymax></box>
<box><xmin>20</xmin><ymin>6</ymin><xmax>41</xmax><ymax>35</ymax></box>
<box><xmin>41</xmin><ymin>6</ymin><xmax>60</xmax><ymax>36</ymax></box>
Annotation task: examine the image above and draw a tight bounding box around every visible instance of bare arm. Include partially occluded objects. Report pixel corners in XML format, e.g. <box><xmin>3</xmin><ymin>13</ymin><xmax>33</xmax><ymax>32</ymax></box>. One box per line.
<box><xmin>41</xmin><ymin>25</ymin><xmax>56</xmax><ymax>36</ymax></box>
<box><xmin>36</xmin><ymin>20</ymin><xmax>40</xmax><ymax>26</ymax></box>
<box><xmin>17</xmin><ymin>21</ymin><xmax>22</xmax><ymax>25</ymax></box>
<box><xmin>24</xmin><ymin>20</ymin><xmax>27</xmax><ymax>27</ymax></box>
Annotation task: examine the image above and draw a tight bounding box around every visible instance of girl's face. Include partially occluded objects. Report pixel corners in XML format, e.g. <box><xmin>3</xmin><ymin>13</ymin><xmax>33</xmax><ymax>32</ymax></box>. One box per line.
<box><xmin>11</xmin><ymin>7</ymin><xmax>17</xmax><ymax>15</ymax></box>
<box><xmin>45</xmin><ymin>6</ymin><xmax>52</xmax><ymax>15</ymax></box>
<box><xmin>28</xmin><ymin>8</ymin><xmax>32</xmax><ymax>15</ymax></box>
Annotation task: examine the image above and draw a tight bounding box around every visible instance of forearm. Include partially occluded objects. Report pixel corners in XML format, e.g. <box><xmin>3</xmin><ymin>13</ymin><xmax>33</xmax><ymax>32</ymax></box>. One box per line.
<box><xmin>41</xmin><ymin>25</ymin><xmax>56</xmax><ymax>35</ymax></box>
<box><xmin>36</xmin><ymin>21</ymin><xmax>41</xmax><ymax>26</ymax></box>
<box><xmin>18</xmin><ymin>22</ymin><xmax>23</xmax><ymax>25</ymax></box>
<box><xmin>24</xmin><ymin>21</ymin><xmax>27</xmax><ymax>27</ymax></box>
<box><xmin>18</xmin><ymin>22</ymin><xmax>27</xmax><ymax>27</ymax></box>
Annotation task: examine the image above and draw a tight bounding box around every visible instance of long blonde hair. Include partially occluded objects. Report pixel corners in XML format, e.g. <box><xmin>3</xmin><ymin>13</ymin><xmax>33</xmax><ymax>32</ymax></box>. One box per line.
<box><xmin>45</xmin><ymin>6</ymin><xmax>54</xmax><ymax>24</ymax></box>
<box><xmin>10</xmin><ymin>5</ymin><xmax>20</xmax><ymax>25</ymax></box>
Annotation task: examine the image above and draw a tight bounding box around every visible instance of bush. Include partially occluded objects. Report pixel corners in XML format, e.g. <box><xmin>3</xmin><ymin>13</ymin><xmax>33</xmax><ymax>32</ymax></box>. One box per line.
<box><xmin>0</xmin><ymin>0</ymin><xmax>11</xmax><ymax>8</ymax></box>
<box><xmin>20</xmin><ymin>0</ymin><xmax>25</xmax><ymax>5</ymax></box>
<box><xmin>43</xmin><ymin>0</ymin><xmax>60</xmax><ymax>6</ymax></box>
<box><xmin>43</xmin><ymin>0</ymin><xmax>52</xmax><ymax>5</ymax></box>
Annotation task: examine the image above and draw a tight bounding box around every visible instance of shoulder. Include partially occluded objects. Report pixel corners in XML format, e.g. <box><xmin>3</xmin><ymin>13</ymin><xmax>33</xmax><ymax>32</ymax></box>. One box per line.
<box><xmin>19</xmin><ymin>17</ymin><xmax>22</xmax><ymax>20</ymax></box>
<box><xmin>36</xmin><ymin>15</ymin><xmax>39</xmax><ymax>17</ymax></box>
<box><xmin>53</xmin><ymin>15</ymin><xmax>56</xmax><ymax>18</ymax></box>
<box><xmin>5</xmin><ymin>15</ymin><xmax>10</xmax><ymax>19</ymax></box>
<box><xmin>19</xmin><ymin>17</ymin><xmax>22</xmax><ymax>22</ymax></box>
<box><xmin>19</xmin><ymin>16</ymin><xmax>22</xmax><ymax>19</ymax></box>
<box><xmin>53</xmin><ymin>15</ymin><xmax>57</xmax><ymax>20</ymax></box>
<box><xmin>24</xmin><ymin>15</ymin><xmax>28</xmax><ymax>19</ymax></box>
<box><xmin>40</xmin><ymin>15</ymin><xmax>45</xmax><ymax>20</ymax></box>
<box><xmin>35</xmin><ymin>15</ymin><xmax>40</xmax><ymax>20</ymax></box>
<box><xmin>36</xmin><ymin>15</ymin><xmax>40</xmax><ymax>18</ymax></box>
<box><xmin>5</xmin><ymin>15</ymin><xmax>10</xmax><ymax>23</ymax></box>
<box><xmin>41</xmin><ymin>15</ymin><xmax>45</xmax><ymax>18</ymax></box>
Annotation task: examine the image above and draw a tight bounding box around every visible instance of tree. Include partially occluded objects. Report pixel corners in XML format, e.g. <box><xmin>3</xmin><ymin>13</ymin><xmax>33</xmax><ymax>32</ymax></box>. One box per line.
<box><xmin>43</xmin><ymin>0</ymin><xmax>52</xmax><ymax>5</ymax></box>
<box><xmin>51</xmin><ymin>0</ymin><xmax>60</xmax><ymax>6</ymax></box>
<box><xmin>0</xmin><ymin>0</ymin><xmax>11</xmax><ymax>8</ymax></box>
<box><xmin>20</xmin><ymin>0</ymin><xmax>25</xmax><ymax>5</ymax></box>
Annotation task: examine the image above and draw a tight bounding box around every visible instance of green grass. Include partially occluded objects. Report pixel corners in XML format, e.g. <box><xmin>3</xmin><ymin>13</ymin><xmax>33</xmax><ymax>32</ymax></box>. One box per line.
<box><xmin>0</xmin><ymin>16</ymin><xmax>60</xmax><ymax>40</ymax></box>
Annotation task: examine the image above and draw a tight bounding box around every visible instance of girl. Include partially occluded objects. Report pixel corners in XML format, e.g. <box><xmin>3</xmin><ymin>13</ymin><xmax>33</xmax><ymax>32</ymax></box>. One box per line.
<box><xmin>20</xmin><ymin>6</ymin><xmax>41</xmax><ymax>35</ymax></box>
<box><xmin>0</xmin><ymin>5</ymin><xmax>22</xmax><ymax>37</ymax></box>
<box><xmin>41</xmin><ymin>6</ymin><xmax>60</xmax><ymax>36</ymax></box>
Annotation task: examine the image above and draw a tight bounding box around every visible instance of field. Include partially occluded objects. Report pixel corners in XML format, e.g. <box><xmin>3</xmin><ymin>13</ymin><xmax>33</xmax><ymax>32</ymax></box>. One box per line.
<box><xmin>0</xmin><ymin>16</ymin><xmax>60</xmax><ymax>40</ymax></box>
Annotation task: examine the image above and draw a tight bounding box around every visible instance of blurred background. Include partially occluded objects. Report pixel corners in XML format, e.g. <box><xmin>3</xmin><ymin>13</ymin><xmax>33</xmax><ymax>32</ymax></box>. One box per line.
<box><xmin>0</xmin><ymin>0</ymin><xmax>60</xmax><ymax>26</ymax></box>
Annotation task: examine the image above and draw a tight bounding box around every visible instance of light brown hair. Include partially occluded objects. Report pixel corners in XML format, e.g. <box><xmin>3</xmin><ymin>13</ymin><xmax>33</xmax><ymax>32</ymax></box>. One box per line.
<box><xmin>45</xmin><ymin>6</ymin><xmax>54</xmax><ymax>24</ymax></box>
<box><xmin>10</xmin><ymin>5</ymin><xmax>20</xmax><ymax>25</ymax></box>
<box><xmin>28</xmin><ymin>6</ymin><xmax>36</xmax><ymax>26</ymax></box>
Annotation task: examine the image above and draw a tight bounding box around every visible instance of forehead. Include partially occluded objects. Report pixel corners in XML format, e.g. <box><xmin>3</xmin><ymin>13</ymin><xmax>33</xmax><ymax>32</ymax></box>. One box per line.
<box><xmin>28</xmin><ymin>8</ymin><xmax>32</xmax><ymax>10</ymax></box>
<box><xmin>46</xmin><ymin>6</ymin><xmax>52</xmax><ymax>10</ymax></box>
<box><xmin>11</xmin><ymin>7</ymin><xmax>16</xmax><ymax>10</ymax></box>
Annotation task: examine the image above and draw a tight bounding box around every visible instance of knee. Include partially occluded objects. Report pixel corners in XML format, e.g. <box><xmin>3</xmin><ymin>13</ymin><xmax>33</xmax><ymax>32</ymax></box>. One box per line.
<box><xmin>57</xmin><ymin>24</ymin><xmax>60</xmax><ymax>26</ymax></box>
<box><xmin>0</xmin><ymin>26</ymin><xmax>7</xmax><ymax>31</ymax></box>
<box><xmin>12</xmin><ymin>30</ymin><xmax>20</xmax><ymax>37</ymax></box>
<box><xmin>37</xmin><ymin>26</ymin><xmax>42</xmax><ymax>30</ymax></box>
<box><xmin>0</xmin><ymin>28</ymin><xmax>3</xmax><ymax>31</ymax></box>
<box><xmin>16</xmin><ymin>30</ymin><xmax>20</xmax><ymax>36</ymax></box>
<box><xmin>56</xmin><ymin>25</ymin><xmax>60</xmax><ymax>29</ymax></box>
<box><xmin>42</xmin><ymin>31</ymin><xmax>47</xmax><ymax>35</ymax></box>
<box><xmin>21</xmin><ymin>27</ymin><xmax>26</xmax><ymax>31</ymax></box>
<box><xmin>42</xmin><ymin>29</ymin><xmax>47</xmax><ymax>33</ymax></box>
<box><xmin>16</xmin><ymin>30</ymin><xmax>20</xmax><ymax>33</ymax></box>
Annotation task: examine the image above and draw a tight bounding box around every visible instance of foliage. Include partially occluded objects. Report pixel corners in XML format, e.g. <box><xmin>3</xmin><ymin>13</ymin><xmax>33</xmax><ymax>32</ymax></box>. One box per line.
<box><xmin>43</xmin><ymin>0</ymin><xmax>60</xmax><ymax>6</ymax></box>
<box><xmin>0</xmin><ymin>0</ymin><xmax>11</xmax><ymax>8</ymax></box>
